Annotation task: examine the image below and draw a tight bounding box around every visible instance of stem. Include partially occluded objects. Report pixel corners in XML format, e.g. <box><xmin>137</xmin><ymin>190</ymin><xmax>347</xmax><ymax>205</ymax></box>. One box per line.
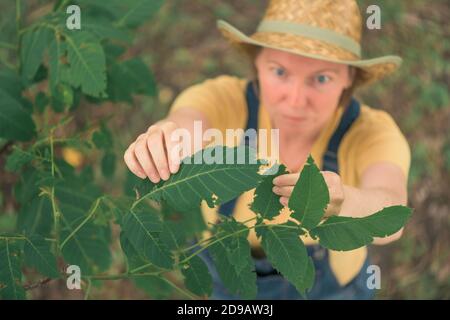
<box><xmin>0</xmin><ymin>235</ymin><xmax>55</xmax><ymax>242</ymax></box>
<box><xmin>178</xmin><ymin>222</ymin><xmax>300</xmax><ymax>266</ymax></box>
<box><xmin>60</xmin><ymin>197</ymin><xmax>104</xmax><ymax>250</ymax></box>
<box><xmin>0</xmin><ymin>41</ymin><xmax>17</xmax><ymax>50</ymax></box>
<box><xmin>23</xmin><ymin>278</ymin><xmax>52</xmax><ymax>291</ymax></box>
<box><xmin>16</xmin><ymin>0</ymin><xmax>21</xmax><ymax>33</ymax></box>
<box><xmin>159</xmin><ymin>277</ymin><xmax>198</xmax><ymax>300</ymax></box>
<box><xmin>83</xmin><ymin>271</ymin><xmax>164</xmax><ymax>281</ymax></box>
<box><xmin>180</xmin><ymin>216</ymin><xmax>259</xmax><ymax>253</ymax></box>
<box><xmin>83</xmin><ymin>279</ymin><xmax>92</xmax><ymax>300</ymax></box>
<box><xmin>49</xmin><ymin>130</ymin><xmax>61</xmax><ymax>255</ymax></box>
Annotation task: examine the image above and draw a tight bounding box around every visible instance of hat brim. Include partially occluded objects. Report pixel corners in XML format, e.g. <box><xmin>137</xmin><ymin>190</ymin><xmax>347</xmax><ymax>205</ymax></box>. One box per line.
<box><xmin>217</xmin><ymin>20</ymin><xmax>402</xmax><ymax>87</ymax></box>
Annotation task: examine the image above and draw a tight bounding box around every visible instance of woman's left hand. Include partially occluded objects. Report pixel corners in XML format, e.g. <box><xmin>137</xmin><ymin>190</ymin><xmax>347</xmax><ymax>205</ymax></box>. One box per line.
<box><xmin>272</xmin><ymin>171</ymin><xmax>345</xmax><ymax>217</ymax></box>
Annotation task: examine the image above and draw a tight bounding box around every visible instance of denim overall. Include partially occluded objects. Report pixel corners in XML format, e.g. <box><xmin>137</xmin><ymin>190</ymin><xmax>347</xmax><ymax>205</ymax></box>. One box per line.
<box><xmin>196</xmin><ymin>81</ymin><xmax>375</xmax><ymax>300</ymax></box>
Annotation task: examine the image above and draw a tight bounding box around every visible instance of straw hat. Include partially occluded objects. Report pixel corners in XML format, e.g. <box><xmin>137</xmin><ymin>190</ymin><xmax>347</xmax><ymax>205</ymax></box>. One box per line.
<box><xmin>217</xmin><ymin>0</ymin><xmax>402</xmax><ymax>87</ymax></box>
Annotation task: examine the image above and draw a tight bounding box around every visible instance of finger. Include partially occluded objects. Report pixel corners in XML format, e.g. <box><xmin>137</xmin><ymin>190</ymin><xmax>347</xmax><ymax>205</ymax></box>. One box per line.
<box><xmin>273</xmin><ymin>173</ymin><xmax>299</xmax><ymax>186</ymax></box>
<box><xmin>280</xmin><ymin>197</ymin><xmax>288</xmax><ymax>207</ymax></box>
<box><xmin>272</xmin><ymin>185</ymin><xmax>294</xmax><ymax>197</ymax></box>
<box><xmin>160</xmin><ymin>122</ymin><xmax>181</xmax><ymax>174</ymax></box>
<box><xmin>124</xmin><ymin>143</ymin><xmax>147</xmax><ymax>179</ymax></box>
<box><xmin>134</xmin><ymin>136</ymin><xmax>160</xmax><ymax>183</ymax></box>
<box><xmin>147</xmin><ymin>130</ymin><xmax>170</xmax><ymax>181</ymax></box>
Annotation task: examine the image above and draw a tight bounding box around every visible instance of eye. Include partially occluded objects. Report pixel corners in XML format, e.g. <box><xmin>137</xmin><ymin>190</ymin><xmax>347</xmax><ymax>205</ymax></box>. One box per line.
<box><xmin>316</xmin><ymin>74</ymin><xmax>331</xmax><ymax>84</ymax></box>
<box><xmin>273</xmin><ymin>67</ymin><xmax>286</xmax><ymax>78</ymax></box>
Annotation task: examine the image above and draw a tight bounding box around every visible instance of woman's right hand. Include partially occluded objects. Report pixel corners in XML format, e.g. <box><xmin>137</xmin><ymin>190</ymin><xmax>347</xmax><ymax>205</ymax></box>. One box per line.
<box><xmin>123</xmin><ymin>120</ymin><xmax>182</xmax><ymax>183</ymax></box>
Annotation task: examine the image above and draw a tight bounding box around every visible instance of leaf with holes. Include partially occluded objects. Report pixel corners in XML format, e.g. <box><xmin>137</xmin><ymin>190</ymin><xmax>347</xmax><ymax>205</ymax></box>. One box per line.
<box><xmin>136</xmin><ymin>146</ymin><xmax>263</xmax><ymax>212</ymax></box>
<box><xmin>250</xmin><ymin>164</ymin><xmax>288</xmax><ymax>220</ymax></box>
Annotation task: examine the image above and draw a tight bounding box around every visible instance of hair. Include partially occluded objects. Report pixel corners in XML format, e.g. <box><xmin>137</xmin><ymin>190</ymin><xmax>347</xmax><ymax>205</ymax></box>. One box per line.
<box><xmin>246</xmin><ymin>46</ymin><xmax>357</xmax><ymax>109</ymax></box>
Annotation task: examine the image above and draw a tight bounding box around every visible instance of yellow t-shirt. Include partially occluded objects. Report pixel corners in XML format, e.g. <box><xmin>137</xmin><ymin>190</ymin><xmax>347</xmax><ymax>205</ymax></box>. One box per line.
<box><xmin>169</xmin><ymin>75</ymin><xmax>411</xmax><ymax>286</ymax></box>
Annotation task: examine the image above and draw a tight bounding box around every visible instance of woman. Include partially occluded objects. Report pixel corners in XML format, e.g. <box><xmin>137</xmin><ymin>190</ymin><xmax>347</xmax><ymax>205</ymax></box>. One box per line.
<box><xmin>124</xmin><ymin>0</ymin><xmax>410</xmax><ymax>299</ymax></box>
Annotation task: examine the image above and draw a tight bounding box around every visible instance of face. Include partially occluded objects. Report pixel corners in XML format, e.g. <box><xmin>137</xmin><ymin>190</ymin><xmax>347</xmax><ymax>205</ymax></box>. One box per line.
<box><xmin>255</xmin><ymin>48</ymin><xmax>353</xmax><ymax>139</ymax></box>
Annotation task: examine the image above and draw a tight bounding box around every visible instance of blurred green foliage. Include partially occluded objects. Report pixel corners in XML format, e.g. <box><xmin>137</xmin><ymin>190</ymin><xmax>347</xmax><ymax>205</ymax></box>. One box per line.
<box><xmin>0</xmin><ymin>0</ymin><xmax>448</xmax><ymax>299</ymax></box>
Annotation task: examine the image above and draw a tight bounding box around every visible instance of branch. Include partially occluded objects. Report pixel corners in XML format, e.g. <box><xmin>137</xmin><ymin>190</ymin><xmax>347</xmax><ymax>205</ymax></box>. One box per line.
<box><xmin>23</xmin><ymin>277</ymin><xmax>52</xmax><ymax>291</ymax></box>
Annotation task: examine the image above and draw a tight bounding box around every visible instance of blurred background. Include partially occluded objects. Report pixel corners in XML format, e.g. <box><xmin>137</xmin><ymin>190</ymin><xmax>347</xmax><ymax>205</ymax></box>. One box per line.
<box><xmin>0</xmin><ymin>0</ymin><xmax>449</xmax><ymax>299</ymax></box>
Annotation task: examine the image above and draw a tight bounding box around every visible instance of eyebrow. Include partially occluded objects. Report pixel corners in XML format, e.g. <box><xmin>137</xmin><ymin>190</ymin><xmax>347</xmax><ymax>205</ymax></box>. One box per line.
<box><xmin>313</xmin><ymin>68</ymin><xmax>340</xmax><ymax>74</ymax></box>
<box><xmin>267</xmin><ymin>61</ymin><xmax>340</xmax><ymax>74</ymax></box>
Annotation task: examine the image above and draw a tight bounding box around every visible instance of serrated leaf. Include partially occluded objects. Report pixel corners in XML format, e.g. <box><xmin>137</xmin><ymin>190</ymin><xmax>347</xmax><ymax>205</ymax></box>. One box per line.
<box><xmin>122</xmin><ymin>207</ymin><xmax>173</xmax><ymax>269</ymax></box>
<box><xmin>219</xmin><ymin>219</ymin><xmax>251</xmax><ymax>275</ymax></box>
<box><xmin>24</xmin><ymin>235</ymin><xmax>59</xmax><ymax>278</ymax></box>
<box><xmin>258</xmin><ymin>223</ymin><xmax>314</xmax><ymax>295</ymax></box>
<box><xmin>138</xmin><ymin>146</ymin><xmax>263</xmax><ymax>212</ymax></box>
<box><xmin>0</xmin><ymin>89</ymin><xmax>36</xmax><ymax>141</ymax></box>
<box><xmin>310</xmin><ymin>206</ymin><xmax>413</xmax><ymax>251</ymax></box>
<box><xmin>250</xmin><ymin>164</ymin><xmax>288</xmax><ymax>220</ymax></box>
<box><xmin>56</xmin><ymin>180</ymin><xmax>111</xmax><ymax>273</ymax></box>
<box><xmin>289</xmin><ymin>155</ymin><xmax>329</xmax><ymax>230</ymax></box>
<box><xmin>16</xmin><ymin>196</ymin><xmax>53</xmax><ymax>237</ymax></box>
<box><xmin>209</xmin><ymin>235</ymin><xmax>257</xmax><ymax>299</ymax></box>
<box><xmin>65</xmin><ymin>31</ymin><xmax>106</xmax><ymax>97</ymax></box>
<box><xmin>160</xmin><ymin>220</ymin><xmax>186</xmax><ymax>251</ymax></box>
<box><xmin>0</xmin><ymin>240</ymin><xmax>25</xmax><ymax>300</ymax></box>
<box><xmin>107</xmin><ymin>58</ymin><xmax>157</xmax><ymax>102</ymax></box>
<box><xmin>181</xmin><ymin>255</ymin><xmax>212</xmax><ymax>297</ymax></box>
<box><xmin>20</xmin><ymin>27</ymin><xmax>52</xmax><ymax>81</ymax></box>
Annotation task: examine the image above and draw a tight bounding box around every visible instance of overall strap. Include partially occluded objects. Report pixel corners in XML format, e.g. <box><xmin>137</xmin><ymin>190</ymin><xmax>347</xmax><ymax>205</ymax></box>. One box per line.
<box><xmin>322</xmin><ymin>98</ymin><xmax>361</xmax><ymax>173</ymax></box>
<box><xmin>218</xmin><ymin>81</ymin><xmax>259</xmax><ymax>217</ymax></box>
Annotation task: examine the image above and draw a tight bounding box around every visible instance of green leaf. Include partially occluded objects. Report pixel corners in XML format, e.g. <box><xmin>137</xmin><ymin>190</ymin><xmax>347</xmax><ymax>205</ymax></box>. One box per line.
<box><xmin>0</xmin><ymin>68</ymin><xmax>23</xmax><ymax>98</ymax></box>
<box><xmin>17</xmin><ymin>196</ymin><xmax>53</xmax><ymax>237</ymax></box>
<box><xmin>5</xmin><ymin>147</ymin><xmax>34</xmax><ymax>172</ymax></box>
<box><xmin>0</xmin><ymin>240</ymin><xmax>25</xmax><ymax>300</ymax></box>
<box><xmin>310</xmin><ymin>206</ymin><xmax>413</xmax><ymax>251</ymax></box>
<box><xmin>250</xmin><ymin>164</ymin><xmax>288</xmax><ymax>220</ymax></box>
<box><xmin>160</xmin><ymin>220</ymin><xmax>186</xmax><ymax>251</ymax></box>
<box><xmin>56</xmin><ymin>180</ymin><xmax>111</xmax><ymax>273</ymax></box>
<box><xmin>35</xmin><ymin>91</ymin><xmax>49</xmax><ymax>113</ymax></box>
<box><xmin>219</xmin><ymin>219</ymin><xmax>252</xmax><ymax>275</ymax></box>
<box><xmin>20</xmin><ymin>27</ymin><xmax>52</xmax><ymax>82</ymax></box>
<box><xmin>107</xmin><ymin>58</ymin><xmax>157</xmax><ymax>103</ymax></box>
<box><xmin>0</xmin><ymin>89</ymin><xmax>36</xmax><ymax>141</ymax></box>
<box><xmin>116</xmin><ymin>0</ymin><xmax>165</xmax><ymax>28</ymax></box>
<box><xmin>101</xmin><ymin>152</ymin><xmax>116</xmax><ymax>178</ymax></box>
<box><xmin>48</xmin><ymin>35</ymin><xmax>66</xmax><ymax>91</ymax></box>
<box><xmin>209</xmin><ymin>230</ymin><xmax>257</xmax><ymax>299</ymax></box>
<box><xmin>160</xmin><ymin>202</ymin><xmax>207</xmax><ymax>237</ymax></box>
<box><xmin>258</xmin><ymin>222</ymin><xmax>314</xmax><ymax>295</ymax></box>
<box><xmin>181</xmin><ymin>255</ymin><xmax>212</xmax><ymax>297</ymax></box>
<box><xmin>65</xmin><ymin>31</ymin><xmax>107</xmax><ymax>97</ymax></box>
<box><xmin>92</xmin><ymin>123</ymin><xmax>113</xmax><ymax>150</ymax></box>
<box><xmin>83</xmin><ymin>17</ymin><xmax>132</xmax><ymax>43</ymax></box>
<box><xmin>289</xmin><ymin>155</ymin><xmax>329</xmax><ymax>230</ymax></box>
<box><xmin>24</xmin><ymin>235</ymin><xmax>59</xmax><ymax>278</ymax></box>
<box><xmin>122</xmin><ymin>206</ymin><xmax>174</xmax><ymax>269</ymax></box>
<box><xmin>137</xmin><ymin>146</ymin><xmax>263</xmax><ymax>212</ymax></box>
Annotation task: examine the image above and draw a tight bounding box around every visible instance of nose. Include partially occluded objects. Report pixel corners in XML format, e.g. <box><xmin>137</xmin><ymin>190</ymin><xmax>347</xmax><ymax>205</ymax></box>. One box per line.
<box><xmin>286</xmin><ymin>81</ymin><xmax>308</xmax><ymax>111</ymax></box>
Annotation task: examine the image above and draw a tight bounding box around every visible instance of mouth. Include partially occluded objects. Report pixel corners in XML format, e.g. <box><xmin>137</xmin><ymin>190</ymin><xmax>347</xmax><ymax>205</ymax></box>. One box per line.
<box><xmin>282</xmin><ymin>114</ymin><xmax>305</xmax><ymax>122</ymax></box>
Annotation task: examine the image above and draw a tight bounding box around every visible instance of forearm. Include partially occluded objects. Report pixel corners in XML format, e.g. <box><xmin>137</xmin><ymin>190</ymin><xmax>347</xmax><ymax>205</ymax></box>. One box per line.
<box><xmin>339</xmin><ymin>185</ymin><xmax>407</xmax><ymax>245</ymax></box>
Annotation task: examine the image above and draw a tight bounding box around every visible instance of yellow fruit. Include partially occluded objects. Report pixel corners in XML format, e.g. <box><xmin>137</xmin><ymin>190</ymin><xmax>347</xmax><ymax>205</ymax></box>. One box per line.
<box><xmin>62</xmin><ymin>147</ymin><xmax>84</xmax><ymax>168</ymax></box>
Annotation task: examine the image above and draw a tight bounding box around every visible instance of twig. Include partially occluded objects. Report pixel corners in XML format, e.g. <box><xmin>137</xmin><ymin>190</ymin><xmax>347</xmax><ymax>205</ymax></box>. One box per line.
<box><xmin>23</xmin><ymin>278</ymin><xmax>52</xmax><ymax>291</ymax></box>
